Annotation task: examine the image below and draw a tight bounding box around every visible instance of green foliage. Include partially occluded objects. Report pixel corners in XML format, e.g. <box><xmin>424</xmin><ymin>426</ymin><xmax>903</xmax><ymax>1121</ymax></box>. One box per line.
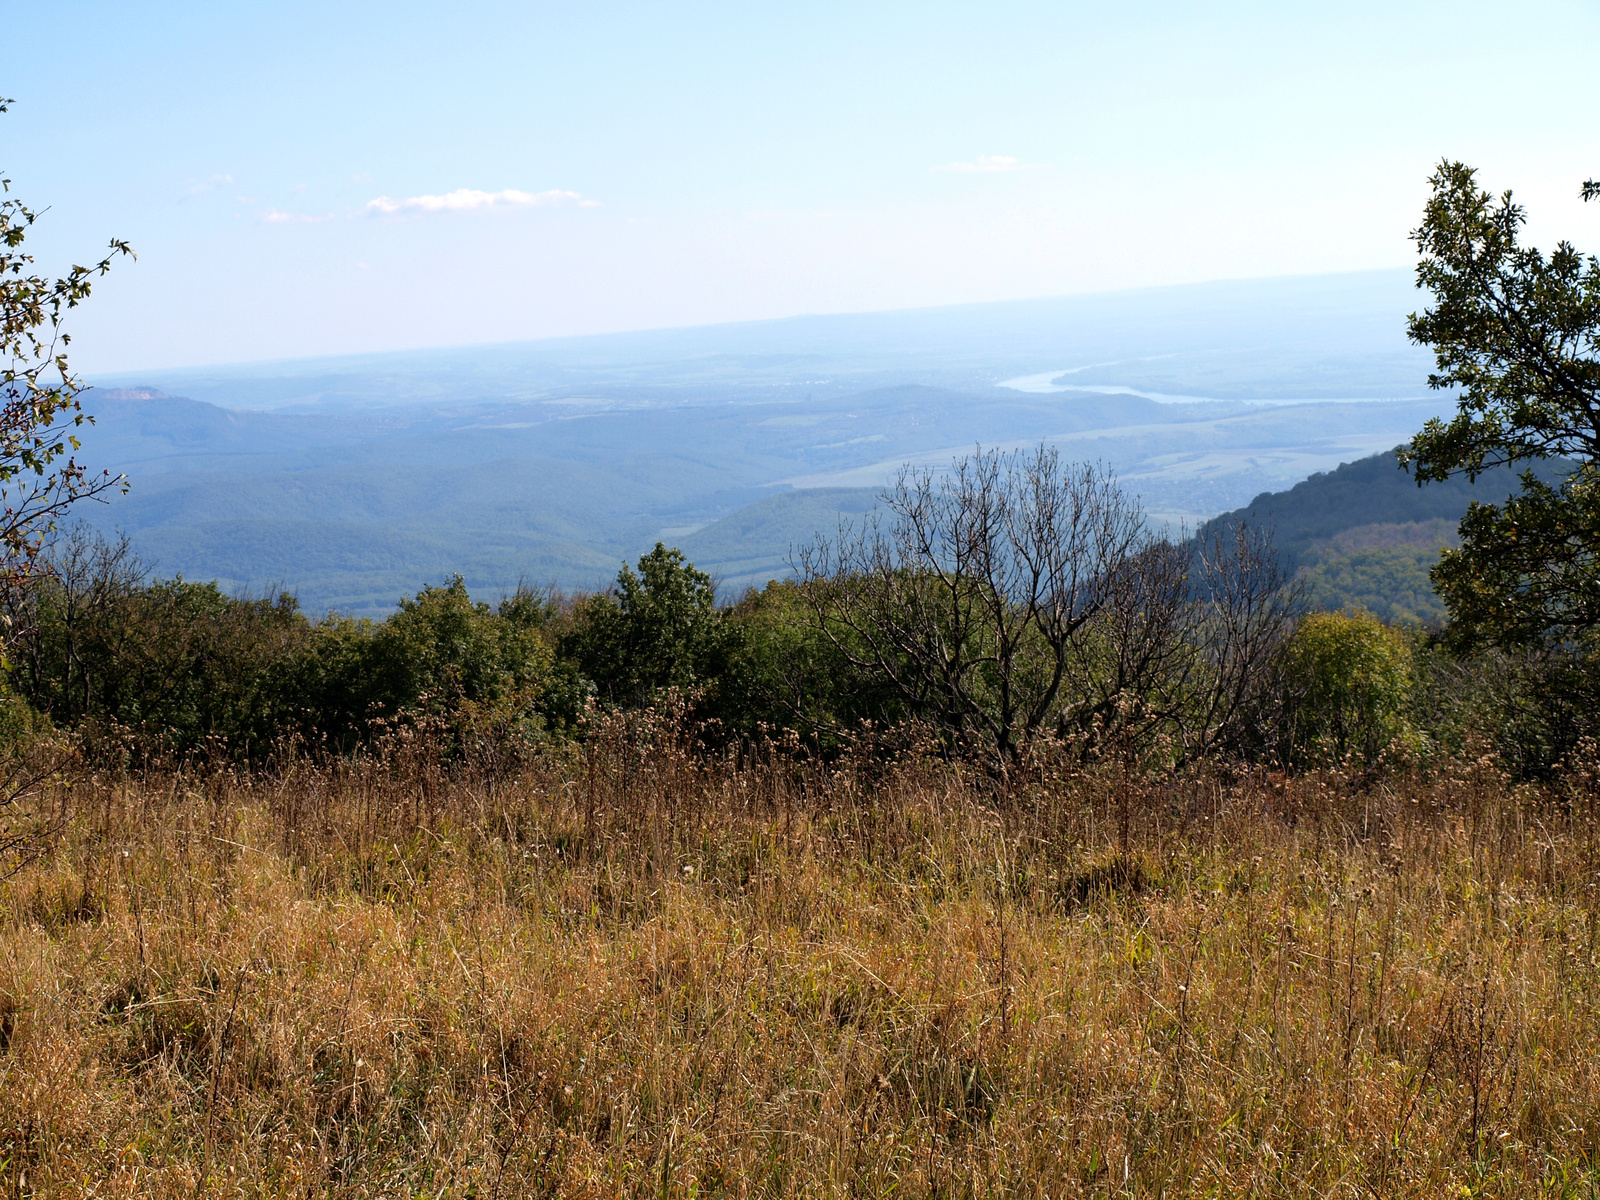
<box><xmin>39</xmin><ymin>518</ymin><xmax>1600</xmax><ymax>783</ymax></box>
<box><xmin>6</xmin><ymin>561</ymin><xmax>306</xmax><ymax>754</ymax></box>
<box><xmin>3</xmin><ymin>535</ymin><xmax>586</xmax><ymax>758</ymax></box>
<box><xmin>111</xmin><ymin>580</ymin><xmax>305</xmax><ymax>750</ymax></box>
<box><xmin>716</xmin><ymin>578</ymin><xmax>909</xmax><ymax>744</ymax></box>
<box><xmin>291</xmin><ymin>578</ymin><xmax>586</xmax><ymax>748</ymax></box>
<box><xmin>561</xmin><ymin>544</ymin><xmax>734</xmax><ymax>708</ymax></box>
<box><xmin>1402</xmin><ymin>161</ymin><xmax>1600</xmax><ymax>648</ymax></box>
<box><xmin>1430</xmin><ymin>475</ymin><xmax>1600</xmax><ymax>648</ymax></box>
<box><xmin>0</xmin><ymin>99</ymin><xmax>132</xmax><ymax>580</ymax></box>
<box><xmin>1300</xmin><ymin>545</ymin><xmax>1447</xmax><ymax>626</ymax></box>
<box><xmin>0</xmin><ymin>678</ymin><xmax>46</xmax><ymax>761</ymax></box>
<box><xmin>1406</xmin><ymin>636</ymin><xmax>1600</xmax><ymax>780</ymax></box>
<box><xmin>1280</xmin><ymin>610</ymin><xmax>1415</xmax><ymax>763</ymax></box>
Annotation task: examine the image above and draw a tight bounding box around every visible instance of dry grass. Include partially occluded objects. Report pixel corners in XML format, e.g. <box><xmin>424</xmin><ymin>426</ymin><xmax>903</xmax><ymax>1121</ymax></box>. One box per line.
<box><xmin>2</xmin><ymin>717</ymin><xmax>1600</xmax><ymax>1197</ymax></box>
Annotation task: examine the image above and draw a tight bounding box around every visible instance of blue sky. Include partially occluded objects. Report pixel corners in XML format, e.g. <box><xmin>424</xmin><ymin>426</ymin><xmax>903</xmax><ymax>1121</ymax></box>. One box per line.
<box><xmin>5</xmin><ymin>0</ymin><xmax>1598</xmax><ymax>371</ymax></box>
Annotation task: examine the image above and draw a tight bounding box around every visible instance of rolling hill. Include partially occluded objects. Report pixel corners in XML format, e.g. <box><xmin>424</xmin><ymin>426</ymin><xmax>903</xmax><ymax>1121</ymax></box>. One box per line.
<box><xmin>70</xmin><ymin>386</ymin><xmax>1445</xmax><ymax>612</ymax></box>
<box><xmin>1200</xmin><ymin>451</ymin><xmax>1563</xmax><ymax>624</ymax></box>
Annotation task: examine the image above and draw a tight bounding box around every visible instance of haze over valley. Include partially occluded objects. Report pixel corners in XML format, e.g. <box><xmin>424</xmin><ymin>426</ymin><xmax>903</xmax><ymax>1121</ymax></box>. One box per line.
<box><xmin>82</xmin><ymin>268</ymin><xmax>1448</xmax><ymax>613</ymax></box>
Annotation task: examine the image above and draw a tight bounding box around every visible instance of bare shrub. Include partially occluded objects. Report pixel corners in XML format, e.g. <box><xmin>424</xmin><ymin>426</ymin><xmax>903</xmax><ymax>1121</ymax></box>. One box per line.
<box><xmin>795</xmin><ymin>445</ymin><xmax>1297</xmax><ymax>774</ymax></box>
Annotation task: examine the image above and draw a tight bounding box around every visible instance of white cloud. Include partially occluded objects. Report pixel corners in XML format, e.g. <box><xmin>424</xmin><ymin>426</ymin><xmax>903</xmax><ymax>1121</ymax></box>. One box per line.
<box><xmin>936</xmin><ymin>155</ymin><xmax>1037</xmax><ymax>173</ymax></box>
<box><xmin>260</xmin><ymin>208</ymin><xmax>333</xmax><ymax>224</ymax></box>
<box><xmin>364</xmin><ymin>188</ymin><xmax>596</xmax><ymax>215</ymax></box>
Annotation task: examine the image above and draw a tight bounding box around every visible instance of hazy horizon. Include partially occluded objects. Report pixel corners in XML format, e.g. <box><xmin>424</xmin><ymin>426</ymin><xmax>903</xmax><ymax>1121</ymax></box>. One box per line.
<box><xmin>10</xmin><ymin>2</ymin><xmax>1594</xmax><ymax>613</ymax></box>
<box><xmin>85</xmin><ymin>264</ymin><xmax>1413</xmax><ymax>384</ymax></box>
<box><xmin>8</xmin><ymin>1</ymin><xmax>1596</xmax><ymax>373</ymax></box>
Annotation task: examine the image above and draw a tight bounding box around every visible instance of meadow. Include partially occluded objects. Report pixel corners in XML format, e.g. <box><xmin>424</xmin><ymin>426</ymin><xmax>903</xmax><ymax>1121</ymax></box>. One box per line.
<box><xmin>3</xmin><ymin>714</ymin><xmax>1598</xmax><ymax>1197</ymax></box>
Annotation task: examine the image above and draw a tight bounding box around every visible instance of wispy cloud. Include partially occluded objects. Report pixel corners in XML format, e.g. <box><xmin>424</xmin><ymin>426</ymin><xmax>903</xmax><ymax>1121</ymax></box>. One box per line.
<box><xmin>260</xmin><ymin>208</ymin><xmax>333</xmax><ymax>224</ymax></box>
<box><xmin>936</xmin><ymin>155</ymin><xmax>1038</xmax><ymax>174</ymax></box>
<box><xmin>185</xmin><ymin>173</ymin><xmax>235</xmax><ymax>196</ymax></box>
<box><xmin>364</xmin><ymin>187</ymin><xmax>599</xmax><ymax>215</ymax></box>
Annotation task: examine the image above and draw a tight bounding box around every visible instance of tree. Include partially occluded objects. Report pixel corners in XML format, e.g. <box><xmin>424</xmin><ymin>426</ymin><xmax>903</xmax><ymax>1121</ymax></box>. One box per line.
<box><xmin>795</xmin><ymin>449</ymin><xmax>1144</xmax><ymax>768</ymax></box>
<box><xmin>794</xmin><ymin>446</ymin><xmax>1296</xmax><ymax>771</ymax></box>
<box><xmin>1400</xmin><ymin>162</ymin><xmax>1600</xmax><ymax>647</ymax></box>
<box><xmin>1</xmin><ymin>528</ymin><xmax>309</xmax><ymax>753</ymax></box>
<box><xmin>1</xmin><ymin>98</ymin><xmax>131</xmax><ymax>585</ymax></box>
<box><xmin>290</xmin><ymin>577</ymin><xmax>583</xmax><ymax>751</ymax></box>
<box><xmin>1279</xmin><ymin>610</ymin><xmax>1415</xmax><ymax>764</ymax></box>
<box><xmin>563</xmin><ymin>543</ymin><xmax>733</xmax><ymax>707</ymax></box>
<box><xmin>716</xmin><ymin>577</ymin><xmax>912</xmax><ymax>745</ymax></box>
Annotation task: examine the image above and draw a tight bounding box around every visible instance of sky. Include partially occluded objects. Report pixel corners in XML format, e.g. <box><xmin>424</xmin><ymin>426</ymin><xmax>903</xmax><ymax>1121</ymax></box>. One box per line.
<box><xmin>4</xmin><ymin>0</ymin><xmax>1598</xmax><ymax>373</ymax></box>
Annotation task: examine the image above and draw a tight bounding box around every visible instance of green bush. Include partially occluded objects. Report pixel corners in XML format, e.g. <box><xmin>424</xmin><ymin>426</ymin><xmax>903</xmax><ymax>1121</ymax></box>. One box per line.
<box><xmin>1280</xmin><ymin>610</ymin><xmax>1416</xmax><ymax>763</ymax></box>
<box><xmin>1407</xmin><ymin>636</ymin><xmax>1600</xmax><ymax>779</ymax></box>
<box><xmin>3</xmin><ymin>535</ymin><xmax>587</xmax><ymax>758</ymax></box>
<box><xmin>0</xmin><ymin>677</ymin><xmax>47</xmax><ymax>761</ymax></box>
<box><xmin>715</xmin><ymin>578</ymin><xmax>909</xmax><ymax>745</ymax></box>
<box><xmin>290</xmin><ymin>577</ymin><xmax>586</xmax><ymax>749</ymax></box>
<box><xmin>5</xmin><ymin>564</ymin><xmax>308</xmax><ymax>756</ymax></box>
<box><xmin>560</xmin><ymin>544</ymin><xmax>735</xmax><ymax>710</ymax></box>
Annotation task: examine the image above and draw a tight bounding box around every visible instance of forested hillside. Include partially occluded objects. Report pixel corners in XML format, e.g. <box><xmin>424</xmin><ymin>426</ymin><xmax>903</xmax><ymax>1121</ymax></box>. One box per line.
<box><xmin>1199</xmin><ymin>450</ymin><xmax>1564</xmax><ymax>623</ymax></box>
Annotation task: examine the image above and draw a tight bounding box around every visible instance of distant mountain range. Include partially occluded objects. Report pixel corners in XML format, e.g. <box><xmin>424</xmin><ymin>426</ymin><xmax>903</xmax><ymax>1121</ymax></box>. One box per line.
<box><xmin>75</xmin><ymin>269</ymin><xmax>1450</xmax><ymax>614</ymax></box>
<box><xmin>97</xmin><ymin>268</ymin><xmax>1430</xmax><ymax>410</ymax></box>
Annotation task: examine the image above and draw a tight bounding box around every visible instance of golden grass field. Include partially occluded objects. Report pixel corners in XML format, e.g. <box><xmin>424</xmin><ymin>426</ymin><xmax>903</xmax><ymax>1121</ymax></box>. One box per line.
<box><xmin>2</xmin><ymin>718</ymin><xmax>1599</xmax><ymax>1197</ymax></box>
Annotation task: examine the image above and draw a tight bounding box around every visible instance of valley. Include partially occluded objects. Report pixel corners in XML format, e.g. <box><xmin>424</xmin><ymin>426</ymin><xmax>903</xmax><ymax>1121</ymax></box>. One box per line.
<box><xmin>78</xmin><ymin>269</ymin><xmax>1447</xmax><ymax>613</ymax></box>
